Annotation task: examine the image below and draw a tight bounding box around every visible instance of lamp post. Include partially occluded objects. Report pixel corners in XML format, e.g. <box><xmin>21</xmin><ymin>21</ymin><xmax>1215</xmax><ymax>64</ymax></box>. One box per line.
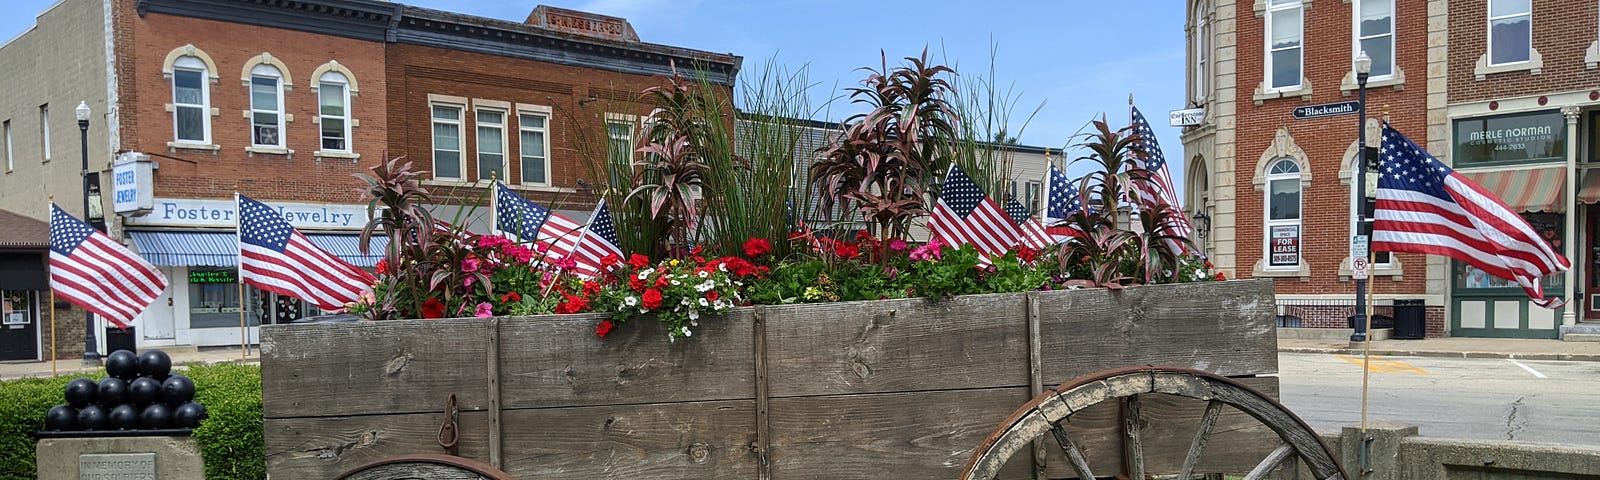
<box><xmin>1351</xmin><ymin>52</ymin><xmax>1372</xmax><ymax>344</ymax></box>
<box><xmin>75</xmin><ymin>101</ymin><xmax>100</xmax><ymax>366</ymax></box>
<box><xmin>1192</xmin><ymin>210</ymin><xmax>1211</xmax><ymax>249</ymax></box>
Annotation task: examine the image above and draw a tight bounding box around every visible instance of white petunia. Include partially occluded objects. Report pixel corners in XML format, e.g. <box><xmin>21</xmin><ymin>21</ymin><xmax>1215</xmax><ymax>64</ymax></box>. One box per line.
<box><xmin>682</xmin><ymin>327</ymin><xmax>693</xmax><ymax>337</ymax></box>
<box><xmin>624</xmin><ymin>296</ymin><xmax>638</xmax><ymax>306</ymax></box>
<box><xmin>698</xmin><ymin>297</ymin><xmax>709</xmax><ymax>307</ymax></box>
<box><xmin>698</xmin><ymin>270</ymin><xmax>709</xmax><ymax>278</ymax></box>
<box><xmin>688</xmin><ymin>310</ymin><xmax>700</xmax><ymax>321</ymax></box>
<box><xmin>695</xmin><ymin>280</ymin><xmax>716</xmax><ymax>292</ymax></box>
<box><xmin>718</xmin><ymin>263</ymin><xmax>728</xmax><ymax>272</ymax></box>
<box><xmin>671</xmin><ymin>279</ymin><xmax>681</xmax><ymax>286</ymax></box>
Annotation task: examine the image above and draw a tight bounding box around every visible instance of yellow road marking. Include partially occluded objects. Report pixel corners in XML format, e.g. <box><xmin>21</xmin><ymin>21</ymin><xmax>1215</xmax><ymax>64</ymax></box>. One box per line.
<box><xmin>1334</xmin><ymin>354</ymin><xmax>1429</xmax><ymax>374</ymax></box>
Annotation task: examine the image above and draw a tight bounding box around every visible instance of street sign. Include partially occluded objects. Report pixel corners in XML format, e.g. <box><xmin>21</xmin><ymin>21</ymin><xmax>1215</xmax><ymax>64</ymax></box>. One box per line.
<box><xmin>1292</xmin><ymin>101</ymin><xmax>1361</xmax><ymax>120</ymax></box>
<box><xmin>1351</xmin><ymin>235</ymin><xmax>1369</xmax><ymax>259</ymax></box>
<box><xmin>1353</xmin><ymin>257</ymin><xmax>1369</xmax><ymax>280</ymax></box>
<box><xmin>1170</xmin><ymin>108</ymin><xmax>1205</xmax><ymax>126</ymax></box>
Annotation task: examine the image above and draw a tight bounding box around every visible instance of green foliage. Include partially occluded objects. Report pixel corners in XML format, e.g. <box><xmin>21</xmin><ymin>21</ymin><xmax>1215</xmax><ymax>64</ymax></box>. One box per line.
<box><xmin>187</xmin><ymin>363</ymin><xmax>264</xmax><ymax>480</ymax></box>
<box><xmin>0</xmin><ymin>363</ymin><xmax>262</xmax><ymax>480</ymax></box>
<box><xmin>744</xmin><ymin>239</ymin><xmax>1053</xmax><ymax>306</ymax></box>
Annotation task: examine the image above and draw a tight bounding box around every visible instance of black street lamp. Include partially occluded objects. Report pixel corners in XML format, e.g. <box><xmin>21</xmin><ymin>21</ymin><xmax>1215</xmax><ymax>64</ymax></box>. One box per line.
<box><xmin>76</xmin><ymin>101</ymin><xmax>100</xmax><ymax>366</ymax></box>
<box><xmin>1351</xmin><ymin>52</ymin><xmax>1372</xmax><ymax>344</ymax></box>
<box><xmin>1192</xmin><ymin>210</ymin><xmax>1211</xmax><ymax>247</ymax></box>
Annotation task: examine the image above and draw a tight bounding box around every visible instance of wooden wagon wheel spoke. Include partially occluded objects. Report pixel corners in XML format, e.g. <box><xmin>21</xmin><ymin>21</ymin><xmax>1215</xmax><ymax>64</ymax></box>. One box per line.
<box><xmin>960</xmin><ymin>366</ymin><xmax>1347</xmax><ymax>480</ymax></box>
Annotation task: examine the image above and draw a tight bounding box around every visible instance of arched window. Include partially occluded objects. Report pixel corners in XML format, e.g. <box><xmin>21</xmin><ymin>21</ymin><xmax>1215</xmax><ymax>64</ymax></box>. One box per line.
<box><xmin>318</xmin><ymin>71</ymin><xmax>351</xmax><ymax>152</ymax></box>
<box><xmin>172</xmin><ymin>56</ymin><xmax>210</xmax><ymax>144</ymax></box>
<box><xmin>1265</xmin><ymin>158</ymin><xmax>1302</xmax><ymax>268</ymax></box>
<box><xmin>1194</xmin><ymin>1</ymin><xmax>1210</xmax><ymax>101</ymax></box>
<box><xmin>249</xmin><ymin>64</ymin><xmax>285</xmax><ymax>148</ymax></box>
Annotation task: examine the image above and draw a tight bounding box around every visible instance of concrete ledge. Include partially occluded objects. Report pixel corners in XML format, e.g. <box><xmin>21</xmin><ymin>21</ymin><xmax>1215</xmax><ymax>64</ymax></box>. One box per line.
<box><xmin>1562</xmin><ymin>333</ymin><xmax>1600</xmax><ymax>343</ymax></box>
<box><xmin>1278</xmin><ymin>346</ymin><xmax>1600</xmax><ymax>362</ymax></box>
<box><xmin>1279</xmin><ymin>327</ymin><xmax>1392</xmax><ymax>341</ymax></box>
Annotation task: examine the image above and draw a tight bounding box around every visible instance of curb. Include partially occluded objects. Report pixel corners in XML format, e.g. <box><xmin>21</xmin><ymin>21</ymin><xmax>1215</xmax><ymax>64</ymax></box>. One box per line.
<box><xmin>1279</xmin><ymin>347</ymin><xmax>1600</xmax><ymax>362</ymax></box>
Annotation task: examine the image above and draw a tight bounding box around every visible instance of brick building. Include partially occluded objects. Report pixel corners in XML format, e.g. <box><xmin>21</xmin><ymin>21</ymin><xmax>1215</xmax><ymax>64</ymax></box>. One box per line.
<box><xmin>1186</xmin><ymin>0</ymin><xmax>1600</xmax><ymax>339</ymax></box>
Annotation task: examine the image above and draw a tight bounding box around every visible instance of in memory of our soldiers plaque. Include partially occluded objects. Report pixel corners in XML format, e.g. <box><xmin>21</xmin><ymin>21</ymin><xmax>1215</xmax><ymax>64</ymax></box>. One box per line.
<box><xmin>80</xmin><ymin>453</ymin><xmax>155</xmax><ymax>480</ymax></box>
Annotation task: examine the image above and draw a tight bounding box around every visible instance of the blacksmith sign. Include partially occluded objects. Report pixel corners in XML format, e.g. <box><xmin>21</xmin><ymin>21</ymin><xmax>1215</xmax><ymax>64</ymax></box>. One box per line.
<box><xmin>1453</xmin><ymin>110</ymin><xmax>1565</xmax><ymax>165</ymax></box>
<box><xmin>1291</xmin><ymin>101</ymin><xmax>1361</xmax><ymax>120</ymax></box>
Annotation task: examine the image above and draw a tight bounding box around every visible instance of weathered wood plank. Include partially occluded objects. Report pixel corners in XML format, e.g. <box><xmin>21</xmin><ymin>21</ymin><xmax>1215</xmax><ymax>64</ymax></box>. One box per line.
<box><xmin>1040</xmin><ymin>376</ymin><xmax>1281</xmax><ymax>478</ymax></box>
<box><xmin>1036</xmin><ymin>279</ymin><xmax>1279</xmax><ymax>384</ymax></box>
<box><xmin>261</xmin><ymin>318</ymin><xmax>490</xmax><ymax>418</ymax></box>
<box><xmin>497</xmin><ymin>400</ymin><xmax>760</xmax><ymax>479</ymax></box>
<box><xmin>768</xmin><ymin>387</ymin><xmax>1034</xmax><ymax>480</ymax></box>
<box><xmin>761</xmin><ymin>293</ymin><xmax>1030</xmax><ymax>398</ymax></box>
<box><xmin>265</xmin><ymin>411</ymin><xmax>490</xmax><ymax>479</ymax></box>
<box><xmin>497</xmin><ymin>310</ymin><xmax>757</xmax><ymax>408</ymax></box>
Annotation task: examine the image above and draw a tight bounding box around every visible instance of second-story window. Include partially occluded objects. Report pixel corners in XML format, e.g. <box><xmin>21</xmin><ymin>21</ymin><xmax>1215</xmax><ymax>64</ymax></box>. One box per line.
<box><xmin>519</xmin><ymin>112</ymin><xmax>549</xmax><ymax>185</ymax></box>
<box><xmin>172</xmin><ymin>56</ymin><xmax>210</xmax><ymax>144</ymax></box>
<box><xmin>249</xmin><ymin>65</ymin><xmax>284</xmax><ymax>148</ymax></box>
<box><xmin>1356</xmin><ymin>0</ymin><xmax>1395</xmax><ymax>77</ymax></box>
<box><xmin>477</xmin><ymin>109</ymin><xmax>506</xmax><ymax>181</ymax></box>
<box><xmin>1194</xmin><ymin>2</ymin><xmax>1209</xmax><ymax>101</ymax></box>
<box><xmin>1488</xmin><ymin>0</ymin><xmax>1532</xmax><ymax>65</ymax></box>
<box><xmin>1266</xmin><ymin>0</ymin><xmax>1304</xmax><ymax>90</ymax></box>
<box><xmin>38</xmin><ymin>104</ymin><xmax>49</xmax><ymax>162</ymax></box>
<box><xmin>318</xmin><ymin>72</ymin><xmax>350</xmax><ymax>152</ymax></box>
<box><xmin>431</xmin><ymin>104</ymin><xmax>463</xmax><ymax>180</ymax></box>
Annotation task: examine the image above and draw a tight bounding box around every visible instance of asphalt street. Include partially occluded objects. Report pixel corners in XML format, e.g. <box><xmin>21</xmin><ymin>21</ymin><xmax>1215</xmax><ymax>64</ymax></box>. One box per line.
<box><xmin>1277</xmin><ymin>352</ymin><xmax>1600</xmax><ymax>447</ymax></box>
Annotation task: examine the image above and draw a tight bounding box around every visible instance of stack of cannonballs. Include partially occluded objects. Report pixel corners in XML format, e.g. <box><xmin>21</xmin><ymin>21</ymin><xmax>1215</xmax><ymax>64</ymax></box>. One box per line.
<box><xmin>43</xmin><ymin>349</ymin><xmax>208</xmax><ymax>432</ymax></box>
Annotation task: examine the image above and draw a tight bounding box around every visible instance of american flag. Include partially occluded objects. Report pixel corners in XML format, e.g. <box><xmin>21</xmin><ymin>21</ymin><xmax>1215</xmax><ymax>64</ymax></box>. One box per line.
<box><xmin>570</xmin><ymin>199</ymin><xmax>623</xmax><ymax>278</ymax></box>
<box><xmin>1042</xmin><ymin>163</ymin><xmax>1088</xmax><ymax>243</ymax></box>
<box><xmin>1372</xmin><ymin>123</ymin><xmax>1569</xmax><ymax>308</ymax></box>
<box><xmin>1004</xmin><ymin>194</ymin><xmax>1052</xmax><ymax>250</ymax></box>
<box><xmin>929</xmin><ymin>164</ymin><xmax>1023</xmax><ymax>259</ymax></box>
<box><xmin>49</xmin><ymin>204</ymin><xmax>168</xmax><ymax>329</ymax></box>
<box><xmin>493</xmin><ymin>182</ymin><xmax>581</xmax><ymax>262</ymax></box>
<box><xmin>237</xmin><ymin>194</ymin><xmax>376</xmax><ymax>310</ymax></box>
<box><xmin>1130</xmin><ymin>105</ymin><xmax>1197</xmax><ymax>252</ymax></box>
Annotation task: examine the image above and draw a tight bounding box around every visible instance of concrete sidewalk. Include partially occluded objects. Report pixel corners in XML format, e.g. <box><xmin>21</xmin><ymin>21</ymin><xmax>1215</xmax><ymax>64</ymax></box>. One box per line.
<box><xmin>1279</xmin><ymin>336</ymin><xmax>1600</xmax><ymax>362</ymax></box>
<box><xmin>0</xmin><ymin>347</ymin><xmax>259</xmax><ymax>381</ymax></box>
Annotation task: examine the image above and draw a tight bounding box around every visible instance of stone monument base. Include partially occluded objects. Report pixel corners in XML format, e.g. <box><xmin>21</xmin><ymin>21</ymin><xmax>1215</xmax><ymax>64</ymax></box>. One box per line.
<box><xmin>36</xmin><ymin>435</ymin><xmax>203</xmax><ymax>480</ymax></box>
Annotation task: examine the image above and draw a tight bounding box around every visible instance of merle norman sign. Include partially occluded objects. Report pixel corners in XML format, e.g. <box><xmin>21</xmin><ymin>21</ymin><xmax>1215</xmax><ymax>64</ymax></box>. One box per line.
<box><xmin>1291</xmin><ymin>101</ymin><xmax>1361</xmax><ymax>120</ymax></box>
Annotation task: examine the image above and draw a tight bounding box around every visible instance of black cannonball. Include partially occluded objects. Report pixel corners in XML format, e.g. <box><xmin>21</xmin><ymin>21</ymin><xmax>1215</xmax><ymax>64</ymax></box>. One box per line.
<box><xmin>160</xmin><ymin>374</ymin><xmax>195</xmax><ymax>406</ymax></box>
<box><xmin>105</xmin><ymin>350</ymin><xmax>139</xmax><ymax>380</ymax></box>
<box><xmin>173</xmin><ymin>402</ymin><xmax>208</xmax><ymax>429</ymax></box>
<box><xmin>45</xmin><ymin>404</ymin><xmax>77</xmax><ymax>431</ymax></box>
<box><xmin>97</xmin><ymin>377</ymin><xmax>128</xmax><ymax>406</ymax></box>
<box><xmin>76</xmin><ymin>405</ymin><xmax>108</xmax><ymax>430</ymax></box>
<box><xmin>63</xmin><ymin>378</ymin><xmax>97</xmax><ymax>408</ymax></box>
<box><xmin>128</xmin><ymin>377</ymin><xmax>162</xmax><ymax>406</ymax></box>
<box><xmin>139</xmin><ymin>403</ymin><xmax>173</xmax><ymax>429</ymax></box>
<box><xmin>108</xmin><ymin>404</ymin><xmax>139</xmax><ymax>430</ymax></box>
<box><xmin>137</xmin><ymin>350</ymin><xmax>172</xmax><ymax>380</ymax></box>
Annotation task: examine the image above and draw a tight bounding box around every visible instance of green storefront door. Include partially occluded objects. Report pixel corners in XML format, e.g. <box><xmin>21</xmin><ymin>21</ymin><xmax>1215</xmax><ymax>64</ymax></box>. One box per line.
<box><xmin>1450</xmin><ymin>260</ymin><xmax>1563</xmax><ymax>339</ymax></box>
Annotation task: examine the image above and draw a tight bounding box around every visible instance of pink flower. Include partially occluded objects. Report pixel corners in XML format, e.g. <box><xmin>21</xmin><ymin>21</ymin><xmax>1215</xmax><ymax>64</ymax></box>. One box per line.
<box><xmin>474</xmin><ymin>302</ymin><xmax>494</xmax><ymax>318</ymax></box>
<box><xmin>462</xmin><ymin>256</ymin><xmax>481</xmax><ymax>273</ymax></box>
<box><xmin>555</xmin><ymin>257</ymin><xmax>578</xmax><ymax>271</ymax></box>
<box><xmin>888</xmin><ymin>238</ymin><xmax>908</xmax><ymax>252</ymax></box>
<box><xmin>909</xmin><ymin>238</ymin><xmax>944</xmax><ymax>261</ymax></box>
<box><xmin>463</xmin><ymin>275</ymin><xmax>476</xmax><ymax>288</ymax></box>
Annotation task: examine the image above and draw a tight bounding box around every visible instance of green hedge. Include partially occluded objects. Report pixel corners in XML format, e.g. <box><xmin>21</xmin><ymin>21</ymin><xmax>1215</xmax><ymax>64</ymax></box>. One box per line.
<box><xmin>0</xmin><ymin>363</ymin><xmax>263</xmax><ymax>480</ymax></box>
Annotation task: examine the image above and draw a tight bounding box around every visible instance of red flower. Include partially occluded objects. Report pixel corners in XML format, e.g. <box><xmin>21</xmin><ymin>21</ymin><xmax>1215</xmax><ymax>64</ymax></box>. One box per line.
<box><xmin>421</xmin><ymin>298</ymin><xmax>445</xmax><ymax>319</ymax></box>
<box><xmin>706</xmin><ymin>290</ymin><xmax>720</xmax><ymax>302</ymax></box>
<box><xmin>722</xmin><ymin>257</ymin><xmax>758</xmax><ymax>277</ymax></box>
<box><xmin>375</xmin><ymin>259</ymin><xmax>389</xmax><ymax>275</ymax></box>
<box><xmin>594</xmin><ymin>320</ymin><xmax>615</xmax><ymax>338</ymax></box>
<box><xmin>582</xmin><ymin>280</ymin><xmax>602</xmax><ymax>296</ymax></box>
<box><xmin>600</xmin><ymin>254</ymin><xmax>622</xmax><ymax>269</ymax></box>
<box><xmin>855</xmin><ymin>230</ymin><xmax>872</xmax><ymax>242</ymax></box>
<box><xmin>642</xmin><ymin>289</ymin><xmax>663</xmax><ymax>309</ymax></box>
<box><xmin>654</xmin><ymin>275</ymin><xmax>671</xmax><ymax>288</ymax></box>
<box><xmin>690</xmin><ymin>245</ymin><xmax>706</xmax><ymax>263</ymax></box>
<box><xmin>834</xmin><ymin>242</ymin><xmax>860</xmax><ymax>260</ymax></box>
<box><xmin>501</xmin><ymin>291</ymin><xmax>522</xmax><ymax>303</ymax></box>
<box><xmin>627</xmin><ymin>254</ymin><xmax>651</xmax><ymax>269</ymax></box>
<box><xmin>629</xmin><ymin>277</ymin><xmax>645</xmax><ymax>292</ymax></box>
<box><xmin>1214</xmin><ymin>272</ymin><xmax>1227</xmax><ymax>281</ymax></box>
<box><xmin>556</xmin><ymin>293</ymin><xmax>589</xmax><ymax>314</ymax></box>
<box><xmin>743</xmin><ymin>237</ymin><xmax>772</xmax><ymax>258</ymax></box>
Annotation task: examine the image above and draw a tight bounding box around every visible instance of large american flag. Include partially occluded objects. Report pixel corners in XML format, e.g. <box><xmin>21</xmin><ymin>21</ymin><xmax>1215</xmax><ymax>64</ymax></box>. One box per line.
<box><xmin>570</xmin><ymin>199</ymin><xmax>623</xmax><ymax>278</ymax></box>
<box><xmin>1004</xmin><ymin>194</ymin><xmax>1052</xmax><ymax>250</ymax></box>
<box><xmin>49</xmin><ymin>204</ymin><xmax>168</xmax><ymax>329</ymax></box>
<box><xmin>1130</xmin><ymin>105</ymin><xmax>1197</xmax><ymax>252</ymax></box>
<box><xmin>237</xmin><ymin>194</ymin><xmax>376</xmax><ymax>310</ymax></box>
<box><xmin>929</xmin><ymin>164</ymin><xmax>1022</xmax><ymax>259</ymax></box>
<box><xmin>1372</xmin><ymin>123</ymin><xmax>1569</xmax><ymax>308</ymax></box>
<box><xmin>493</xmin><ymin>182</ymin><xmax>581</xmax><ymax>262</ymax></box>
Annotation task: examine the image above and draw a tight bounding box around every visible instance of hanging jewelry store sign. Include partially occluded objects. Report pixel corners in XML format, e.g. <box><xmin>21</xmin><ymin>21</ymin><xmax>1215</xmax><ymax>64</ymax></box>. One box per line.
<box><xmin>1453</xmin><ymin>110</ymin><xmax>1565</xmax><ymax>165</ymax></box>
<box><xmin>1270</xmin><ymin>225</ymin><xmax>1300</xmax><ymax>267</ymax></box>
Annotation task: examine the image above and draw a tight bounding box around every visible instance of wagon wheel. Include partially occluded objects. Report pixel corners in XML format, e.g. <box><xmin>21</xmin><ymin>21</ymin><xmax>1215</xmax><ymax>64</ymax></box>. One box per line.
<box><xmin>334</xmin><ymin>454</ymin><xmax>516</xmax><ymax>480</ymax></box>
<box><xmin>961</xmin><ymin>366</ymin><xmax>1346</xmax><ymax>480</ymax></box>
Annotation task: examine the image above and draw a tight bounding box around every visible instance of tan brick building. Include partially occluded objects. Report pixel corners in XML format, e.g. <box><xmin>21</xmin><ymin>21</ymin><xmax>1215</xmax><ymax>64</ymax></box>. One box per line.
<box><xmin>1187</xmin><ymin>0</ymin><xmax>1600</xmax><ymax>339</ymax></box>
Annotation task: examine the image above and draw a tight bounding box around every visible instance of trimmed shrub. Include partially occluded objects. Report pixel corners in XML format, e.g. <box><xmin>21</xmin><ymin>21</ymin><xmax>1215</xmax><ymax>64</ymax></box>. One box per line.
<box><xmin>0</xmin><ymin>375</ymin><xmax>72</xmax><ymax>480</ymax></box>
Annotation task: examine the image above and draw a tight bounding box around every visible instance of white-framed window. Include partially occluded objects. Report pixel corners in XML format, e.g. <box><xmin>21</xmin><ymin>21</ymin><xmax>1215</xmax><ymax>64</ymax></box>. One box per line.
<box><xmin>607</xmin><ymin>119</ymin><xmax>634</xmax><ymax>165</ymax></box>
<box><xmin>431</xmin><ymin>104</ymin><xmax>463</xmax><ymax>180</ymax></box>
<box><xmin>1265</xmin><ymin>158</ymin><xmax>1302</xmax><ymax>268</ymax></box>
<box><xmin>1194</xmin><ymin>1</ymin><xmax>1210</xmax><ymax>101</ymax></box>
<box><xmin>38</xmin><ymin>104</ymin><xmax>49</xmax><ymax>162</ymax></box>
<box><xmin>3</xmin><ymin>120</ymin><xmax>11</xmax><ymax>172</ymax></box>
<box><xmin>317</xmin><ymin>72</ymin><xmax>351</xmax><ymax>152</ymax></box>
<box><xmin>1025</xmin><ymin>180</ymin><xmax>1043</xmax><ymax>217</ymax></box>
<box><xmin>1488</xmin><ymin>0</ymin><xmax>1532</xmax><ymax>65</ymax></box>
<box><xmin>172</xmin><ymin>56</ymin><xmax>210</xmax><ymax>144</ymax></box>
<box><xmin>249</xmin><ymin>65</ymin><xmax>284</xmax><ymax>148</ymax></box>
<box><xmin>1266</xmin><ymin>0</ymin><xmax>1304</xmax><ymax>90</ymax></box>
<box><xmin>1355</xmin><ymin>0</ymin><xmax>1395</xmax><ymax>78</ymax></box>
<box><xmin>518</xmin><ymin>110</ymin><xmax>550</xmax><ymax>186</ymax></box>
<box><xmin>476</xmin><ymin>108</ymin><xmax>506</xmax><ymax>181</ymax></box>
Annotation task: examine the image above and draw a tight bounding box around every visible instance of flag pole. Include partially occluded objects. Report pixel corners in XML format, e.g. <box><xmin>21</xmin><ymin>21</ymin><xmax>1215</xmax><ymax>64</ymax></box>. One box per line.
<box><xmin>236</xmin><ymin>192</ymin><xmax>247</xmax><ymax>361</ymax></box>
<box><xmin>47</xmin><ymin>197</ymin><xmax>56</xmax><ymax>375</ymax></box>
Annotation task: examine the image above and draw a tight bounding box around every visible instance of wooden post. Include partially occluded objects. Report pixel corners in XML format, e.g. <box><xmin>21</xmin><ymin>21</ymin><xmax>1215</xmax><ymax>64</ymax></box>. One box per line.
<box><xmin>753</xmin><ymin>309</ymin><xmax>772</xmax><ymax>480</ymax></box>
<box><xmin>486</xmin><ymin>317</ymin><xmax>503</xmax><ymax>468</ymax></box>
<box><xmin>1026</xmin><ymin>292</ymin><xmax>1046</xmax><ymax>478</ymax></box>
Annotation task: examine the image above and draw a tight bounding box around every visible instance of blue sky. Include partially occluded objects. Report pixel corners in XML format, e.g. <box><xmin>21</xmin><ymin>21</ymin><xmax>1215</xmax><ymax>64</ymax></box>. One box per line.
<box><xmin>0</xmin><ymin>0</ymin><xmax>1188</xmax><ymax>188</ymax></box>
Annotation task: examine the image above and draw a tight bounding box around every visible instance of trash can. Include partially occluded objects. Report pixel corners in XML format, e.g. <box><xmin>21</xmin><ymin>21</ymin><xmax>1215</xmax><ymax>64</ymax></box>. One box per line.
<box><xmin>105</xmin><ymin>326</ymin><xmax>137</xmax><ymax>354</ymax></box>
<box><xmin>1393</xmin><ymin>299</ymin><xmax>1426</xmax><ymax>340</ymax></box>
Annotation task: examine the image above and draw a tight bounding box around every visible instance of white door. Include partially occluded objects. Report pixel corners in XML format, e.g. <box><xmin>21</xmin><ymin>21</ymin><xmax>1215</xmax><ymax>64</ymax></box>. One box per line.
<box><xmin>140</xmin><ymin>268</ymin><xmax>178</xmax><ymax>343</ymax></box>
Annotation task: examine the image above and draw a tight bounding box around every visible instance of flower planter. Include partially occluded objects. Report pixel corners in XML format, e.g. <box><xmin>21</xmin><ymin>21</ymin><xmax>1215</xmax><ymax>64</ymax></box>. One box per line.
<box><xmin>262</xmin><ymin>279</ymin><xmax>1280</xmax><ymax>479</ymax></box>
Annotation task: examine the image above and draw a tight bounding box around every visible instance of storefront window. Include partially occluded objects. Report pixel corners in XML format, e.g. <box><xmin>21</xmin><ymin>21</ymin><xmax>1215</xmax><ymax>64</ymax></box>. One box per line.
<box><xmin>189</xmin><ymin>268</ymin><xmax>245</xmax><ymax>329</ymax></box>
<box><xmin>1455</xmin><ymin>212</ymin><xmax>1564</xmax><ymax>292</ymax></box>
<box><xmin>1453</xmin><ymin>110</ymin><xmax>1565</xmax><ymax>166</ymax></box>
<box><xmin>3</xmin><ymin>291</ymin><xmax>33</xmax><ymax>325</ymax></box>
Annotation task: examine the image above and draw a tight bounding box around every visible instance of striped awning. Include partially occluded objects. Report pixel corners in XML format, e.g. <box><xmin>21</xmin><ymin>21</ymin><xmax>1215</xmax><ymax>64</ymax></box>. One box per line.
<box><xmin>128</xmin><ymin>231</ymin><xmax>387</xmax><ymax>268</ymax></box>
<box><xmin>1579</xmin><ymin>168</ymin><xmax>1600</xmax><ymax>204</ymax></box>
<box><xmin>1459</xmin><ymin>167</ymin><xmax>1566</xmax><ymax>213</ymax></box>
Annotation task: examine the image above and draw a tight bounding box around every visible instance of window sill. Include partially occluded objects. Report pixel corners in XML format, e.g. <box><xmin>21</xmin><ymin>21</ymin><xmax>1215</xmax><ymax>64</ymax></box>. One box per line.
<box><xmin>504</xmin><ymin>183</ymin><xmax>577</xmax><ymax>194</ymax></box>
<box><xmin>245</xmin><ymin>146</ymin><xmax>294</xmax><ymax>157</ymax></box>
<box><xmin>1252</xmin><ymin>259</ymin><xmax>1311</xmax><ymax>281</ymax></box>
<box><xmin>1339</xmin><ymin>66</ymin><xmax>1405</xmax><ymax>95</ymax></box>
<box><xmin>314</xmin><ymin>151</ymin><xmax>360</xmax><ymax>161</ymax></box>
<box><xmin>1252</xmin><ymin>80</ymin><xmax>1313</xmax><ymax>105</ymax></box>
<box><xmin>1587</xmin><ymin>40</ymin><xmax>1600</xmax><ymax>69</ymax></box>
<box><xmin>168</xmin><ymin>142</ymin><xmax>220</xmax><ymax>152</ymax></box>
<box><xmin>1473</xmin><ymin>49</ymin><xmax>1543</xmax><ymax>80</ymax></box>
